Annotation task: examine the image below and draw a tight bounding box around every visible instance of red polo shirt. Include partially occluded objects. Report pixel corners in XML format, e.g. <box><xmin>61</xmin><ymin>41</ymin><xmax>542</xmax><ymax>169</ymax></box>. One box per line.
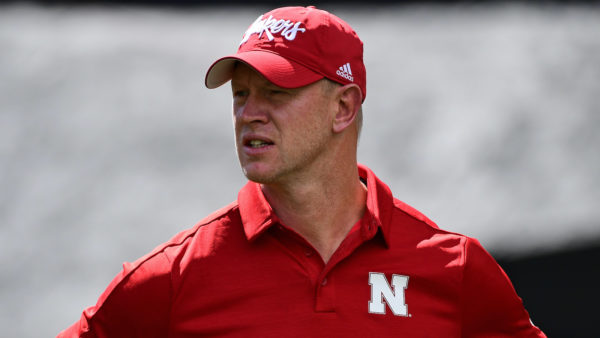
<box><xmin>59</xmin><ymin>165</ymin><xmax>545</xmax><ymax>337</ymax></box>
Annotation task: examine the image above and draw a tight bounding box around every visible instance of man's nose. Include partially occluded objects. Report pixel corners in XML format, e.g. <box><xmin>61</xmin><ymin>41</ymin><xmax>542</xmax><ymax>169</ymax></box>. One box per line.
<box><xmin>237</xmin><ymin>92</ymin><xmax>269</xmax><ymax>124</ymax></box>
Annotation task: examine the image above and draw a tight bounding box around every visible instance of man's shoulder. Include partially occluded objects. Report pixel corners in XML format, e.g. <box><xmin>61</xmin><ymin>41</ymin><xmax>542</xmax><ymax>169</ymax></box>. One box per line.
<box><xmin>125</xmin><ymin>201</ymin><xmax>242</xmax><ymax>272</ymax></box>
<box><xmin>392</xmin><ymin>197</ymin><xmax>439</xmax><ymax>230</ymax></box>
<box><xmin>389</xmin><ymin>196</ymin><xmax>473</xmax><ymax>254</ymax></box>
<box><xmin>169</xmin><ymin>201</ymin><xmax>240</xmax><ymax>244</ymax></box>
<box><xmin>60</xmin><ymin>202</ymin><xmax>245</xmax><ymax>335</ymax></box>
<box><xmin>388</xmin><ymin>196</ymin><xmax>504</xmax><ymax>275</ymax></box>
<box><xmin>156</xmin><ymin>201</ymin><xmax>242</xmax><ymax>254</ymax></box>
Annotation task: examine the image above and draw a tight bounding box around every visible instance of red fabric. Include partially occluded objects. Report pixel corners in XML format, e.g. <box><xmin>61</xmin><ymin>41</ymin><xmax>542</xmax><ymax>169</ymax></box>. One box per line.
<box><xmin>58</xmin><ymin>164</ymin><xmax>545</xmax><ymax>337</ymax></box>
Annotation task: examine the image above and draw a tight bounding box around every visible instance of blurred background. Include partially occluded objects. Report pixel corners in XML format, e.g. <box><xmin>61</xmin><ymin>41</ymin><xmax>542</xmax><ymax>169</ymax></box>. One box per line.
<box><xmin>1</xmin><ymin>1</ymin><xmax>599</xmax><ymax>337</ymax></box>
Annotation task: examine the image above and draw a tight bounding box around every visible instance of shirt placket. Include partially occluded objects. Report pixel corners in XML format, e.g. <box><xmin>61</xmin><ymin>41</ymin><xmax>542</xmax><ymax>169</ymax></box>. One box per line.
<box><xmin>271</xmin><ymin>215</ymin><xmax>380</xmax><ymax>314</ymax></box>
<box><xmin>314</xmin><ymin>216</ymin><xmax>380</xmax><ymax>313</ymax></box>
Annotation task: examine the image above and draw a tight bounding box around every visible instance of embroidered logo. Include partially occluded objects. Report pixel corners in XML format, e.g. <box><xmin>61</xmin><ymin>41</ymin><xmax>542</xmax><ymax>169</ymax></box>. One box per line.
<box><xmin>368</xmin><ymin>272</ymin><xmax>410</xmax><ymax>316</ymax></box>
<box><xmin>240</xmin><ymin>15</ymin><xmax>306</xmax><ymax>46</ymax></box>
<box><xmin>336</xmin><ymin>62</ymin><xmax>354</xmax><ymax>82</ymax></box>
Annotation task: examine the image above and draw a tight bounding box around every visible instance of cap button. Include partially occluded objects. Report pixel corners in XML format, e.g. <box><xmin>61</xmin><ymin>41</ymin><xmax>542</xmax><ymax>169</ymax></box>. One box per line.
<box><xmin>307</xmin><ymin>5</ymin><xmax>316</xmax><ymax>9</ymax></box>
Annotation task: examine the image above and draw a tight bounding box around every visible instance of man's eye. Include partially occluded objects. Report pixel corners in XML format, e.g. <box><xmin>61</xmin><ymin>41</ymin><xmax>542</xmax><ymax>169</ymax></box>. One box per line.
<box><xmin>269</xmin><ymin>89</ymin><xmax>287</xmax><ymax>96</ymax></box>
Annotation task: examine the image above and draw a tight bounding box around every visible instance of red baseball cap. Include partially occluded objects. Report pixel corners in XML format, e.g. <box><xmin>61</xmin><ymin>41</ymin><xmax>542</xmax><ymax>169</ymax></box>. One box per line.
<box><xmin>205</xmin><ymin>6</ymin><xmax>366</xmax><ymax>101</ymax></box>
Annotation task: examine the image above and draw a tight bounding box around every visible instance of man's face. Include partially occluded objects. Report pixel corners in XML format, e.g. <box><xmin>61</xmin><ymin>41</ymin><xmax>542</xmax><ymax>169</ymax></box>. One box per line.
<box><xmin>231</xmin><ymin>63</ymin><xmax>334</xmax><ymax>184</ymax></box>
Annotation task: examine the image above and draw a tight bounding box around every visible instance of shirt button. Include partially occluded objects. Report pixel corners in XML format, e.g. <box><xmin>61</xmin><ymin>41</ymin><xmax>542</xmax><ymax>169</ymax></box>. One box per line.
<box><xmin>321</xmin><ymin>278</ymin><xmax>328</xmax><ymax>286</ymax></box>
<box><xmin>304</xmin><ymin>249</ymin><xmax>313</xmax><ymax>257</ymax></box>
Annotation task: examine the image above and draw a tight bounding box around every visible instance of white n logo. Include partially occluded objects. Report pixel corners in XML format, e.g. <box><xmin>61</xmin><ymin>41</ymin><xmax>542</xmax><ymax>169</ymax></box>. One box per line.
<box><xmin>368</xmin><ymin>272</ymin><xmax>409</xmax><ymax>316</ymax></box>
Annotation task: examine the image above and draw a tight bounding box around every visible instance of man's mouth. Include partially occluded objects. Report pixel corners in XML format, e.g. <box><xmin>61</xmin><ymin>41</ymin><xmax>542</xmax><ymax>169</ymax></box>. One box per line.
<box><xmin>246</xmin><ymin>139</ymin><xmax>274</xmax><ymax>148</ymax></box>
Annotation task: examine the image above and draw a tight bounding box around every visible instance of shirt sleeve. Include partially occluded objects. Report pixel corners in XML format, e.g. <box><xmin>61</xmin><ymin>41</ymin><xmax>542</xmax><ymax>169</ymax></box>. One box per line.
<box><xmin>57</xmin><ymin>251</ymin><xmax>172</xmax><ymax>338</ymax></box>
<box><xmin>460</xmin><ymin>237</ymin><xmax>546</xmax><ymax>338</ymax></box>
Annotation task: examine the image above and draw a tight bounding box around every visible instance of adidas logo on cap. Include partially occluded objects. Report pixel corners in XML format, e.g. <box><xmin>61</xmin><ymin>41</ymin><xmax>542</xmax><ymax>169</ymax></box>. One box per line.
<box><xmin>336</xmin><ymin>62</ymin><xmax>354</xmax><ymax>82</ymax></box>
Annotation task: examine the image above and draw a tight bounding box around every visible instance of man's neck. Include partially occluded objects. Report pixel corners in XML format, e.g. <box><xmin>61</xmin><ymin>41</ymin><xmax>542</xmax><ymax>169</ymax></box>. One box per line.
<box><xmin>261</xmin><ymin>162</ymin><xmax>367</xmax><ymax>264</ymax></box>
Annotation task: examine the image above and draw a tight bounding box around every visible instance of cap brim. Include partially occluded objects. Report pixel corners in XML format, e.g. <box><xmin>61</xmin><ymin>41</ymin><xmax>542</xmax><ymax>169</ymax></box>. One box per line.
<box><xmin>205</xmin><ymin>51</ymin><xmax>324</xmax><ymax>89</ymax></box>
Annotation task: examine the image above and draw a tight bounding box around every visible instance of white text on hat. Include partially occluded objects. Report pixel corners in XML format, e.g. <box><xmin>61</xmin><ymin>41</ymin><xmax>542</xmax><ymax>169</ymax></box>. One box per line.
<box><xmin>240</xmin><ymin>15</ymin><xmax>306</xmax><ymax>46</ymax></box>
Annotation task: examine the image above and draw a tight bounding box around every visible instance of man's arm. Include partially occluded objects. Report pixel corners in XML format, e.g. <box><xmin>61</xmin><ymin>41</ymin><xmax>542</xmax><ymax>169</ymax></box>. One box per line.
<box><xmin>57</xmin><ymin>252</ymin><xmax>172</xmax><ymax>337</ymax></box>
<box><xmin>460</xmin><ymin>238</ymin><xmax>546</xmax><ymax>337</ymax></box>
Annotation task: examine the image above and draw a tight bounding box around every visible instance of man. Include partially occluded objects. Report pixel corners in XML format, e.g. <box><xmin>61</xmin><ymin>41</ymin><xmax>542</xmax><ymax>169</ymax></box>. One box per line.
<box><xmin>59</xmin><ymin>6</ymin><xmax>545</xmax><ymax>337</ymax></box>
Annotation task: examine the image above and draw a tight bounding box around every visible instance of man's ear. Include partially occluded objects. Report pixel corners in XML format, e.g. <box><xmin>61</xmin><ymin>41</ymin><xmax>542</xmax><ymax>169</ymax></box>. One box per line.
<box><xmin>332</xmin><ymin>84</ymin><xmax>362</xmax><ymax>134</ymax></box>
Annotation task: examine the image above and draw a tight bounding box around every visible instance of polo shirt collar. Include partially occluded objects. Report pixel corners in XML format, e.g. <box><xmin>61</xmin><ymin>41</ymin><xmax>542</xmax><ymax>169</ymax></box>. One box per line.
<box><xmin>238</xmin><ymin>164</ymin><xmax>394</xmax><ymax>246</ymax></box>
<box><xmin>358</xmin><ymin>164</ymin><xmax>393</xmax><ymax>247</ymax></box>
<box><xmin>238</xmin><ymin>180</ymin><xmax>278</xmax><ymax>241</ymax></box>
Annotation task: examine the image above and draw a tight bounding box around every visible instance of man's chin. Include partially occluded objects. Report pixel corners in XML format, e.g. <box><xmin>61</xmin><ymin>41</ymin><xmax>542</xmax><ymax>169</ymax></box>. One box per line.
<box><xmin>242</xmin><ymin>166</ymin><xmax>278</xmax><ymax>184</ymax></box>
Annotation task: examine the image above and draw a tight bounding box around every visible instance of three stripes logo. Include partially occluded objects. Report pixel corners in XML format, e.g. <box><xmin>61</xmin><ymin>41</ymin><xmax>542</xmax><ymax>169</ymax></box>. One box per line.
<box><xmin>336</xmin><ymin>62</ymin><xmax>354</xmax><ymax>82</ymax></box>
